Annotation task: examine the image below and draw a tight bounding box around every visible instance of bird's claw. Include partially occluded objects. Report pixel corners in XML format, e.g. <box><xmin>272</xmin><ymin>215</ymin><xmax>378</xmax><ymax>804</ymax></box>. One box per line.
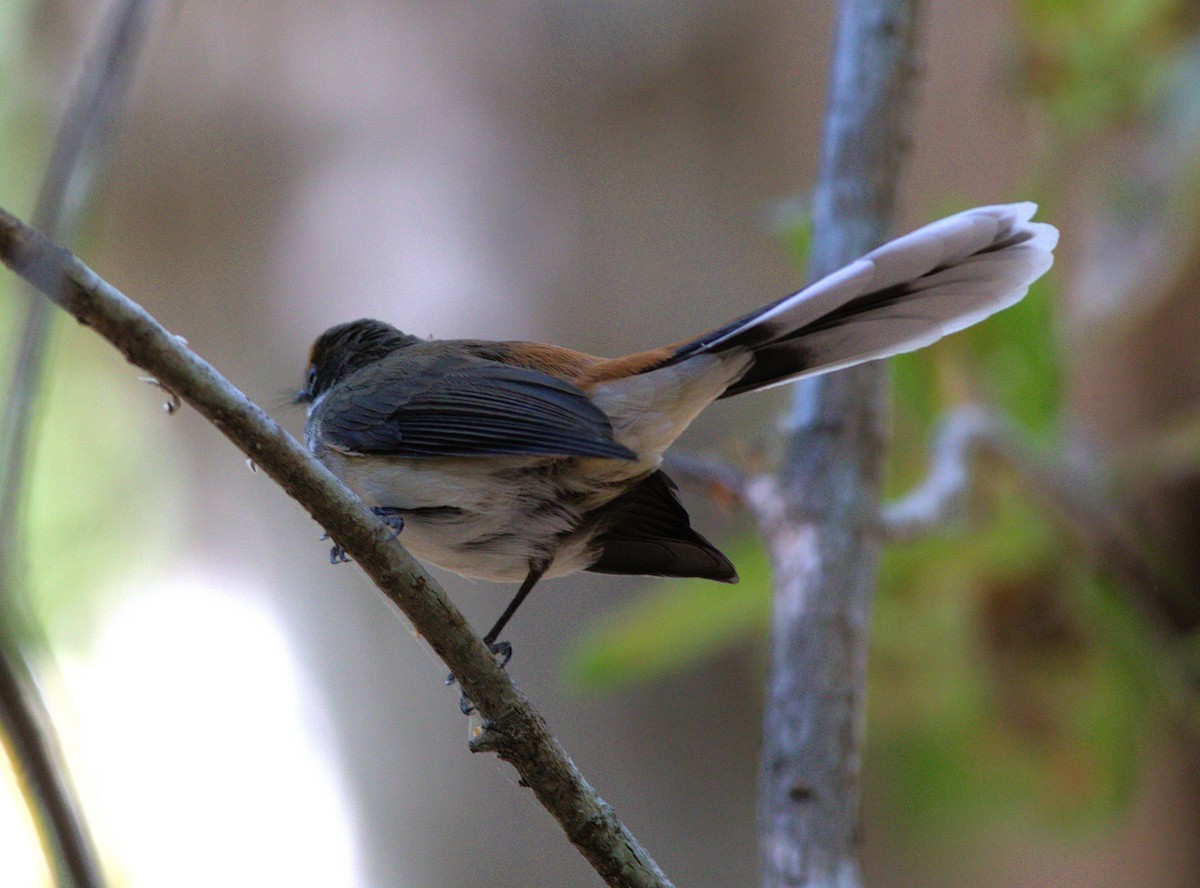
<box><xmin>487</xmin><ymin>639</ymin><xmax>513</xmax><ymax>669</ymax></box>
<box><xmin>449</xmin><ymin>639</ymin><xmax>514</xmax><ymax>714</ymax></box>
<box><xmin>372</xmin><ymin>507</ymin><xmax>405</xmax><ymax>541</ymax></box>
<box><xmin>325</xmin><ymin>508</ymin><xmax>404</xmax><ymax>564</ymax></box>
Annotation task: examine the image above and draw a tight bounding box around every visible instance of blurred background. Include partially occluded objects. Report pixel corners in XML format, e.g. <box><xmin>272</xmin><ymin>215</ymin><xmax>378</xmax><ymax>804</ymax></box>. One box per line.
<box><xmin>2</xmin><ymin>0</ymin><xmax>1199</xmax><ymax>885</ymax></box>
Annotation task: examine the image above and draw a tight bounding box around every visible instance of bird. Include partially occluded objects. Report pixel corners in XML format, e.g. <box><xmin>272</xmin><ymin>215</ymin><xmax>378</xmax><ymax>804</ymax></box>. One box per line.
<box><xmin>296</xmin><ymin>202</ymin><xmax>1058</xmax><ymax>670</ymax></box>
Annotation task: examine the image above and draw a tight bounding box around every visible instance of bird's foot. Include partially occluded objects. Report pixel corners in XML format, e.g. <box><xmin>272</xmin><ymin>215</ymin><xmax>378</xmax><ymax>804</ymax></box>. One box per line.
<box><xmin>449</xmin><ymin>639</ymin><xmax>514</xmax><ymax>715</ymax></box>
<box><xmin>325</xmin><ymin>508</ymin><xmax>405</xmax><ymax>564</ymax></box>
<box><xmin>487</xmin><ymin>639</ymin><xmax>513</xmax><ymax>669</ymax></box>
<box><xmin>372</xmin><ymin>507</ymin><xmax>405</xmax><ymax>541</ymax></box>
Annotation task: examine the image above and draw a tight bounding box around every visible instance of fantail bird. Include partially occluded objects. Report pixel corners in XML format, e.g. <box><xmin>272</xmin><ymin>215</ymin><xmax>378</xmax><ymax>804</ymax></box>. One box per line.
<box><xmin>297</xmin><ymin>202</ymin><xmax>1058</xmax><ymax>663</ymax></box>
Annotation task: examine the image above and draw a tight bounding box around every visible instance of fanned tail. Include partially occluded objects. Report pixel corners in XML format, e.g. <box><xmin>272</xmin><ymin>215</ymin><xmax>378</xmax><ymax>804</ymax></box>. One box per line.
<box><xmin>581</xmin><ymin>202</ymin><xmax>1058</xmax><ymax>469</ymax></box>
<box><xmin>669</xmin><ymin>202</ymin><xmax>1059</xmax><ymax>397</ymax></box>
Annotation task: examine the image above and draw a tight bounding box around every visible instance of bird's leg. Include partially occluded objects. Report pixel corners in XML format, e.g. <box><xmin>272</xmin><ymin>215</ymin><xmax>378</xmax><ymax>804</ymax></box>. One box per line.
<box><xmin>480</xmin><ymin>565</ymin><xmax>546</xmax><ymax>662</ymax></box>
<box><xmin>328</xmin><ymin>507</ymin><xmax>406</xmax><ymax>563</ymax></box>
<box><xmin>453</xmin><ymin>562</ymin><xmax>548</xmax><ymax>714</ymax></box>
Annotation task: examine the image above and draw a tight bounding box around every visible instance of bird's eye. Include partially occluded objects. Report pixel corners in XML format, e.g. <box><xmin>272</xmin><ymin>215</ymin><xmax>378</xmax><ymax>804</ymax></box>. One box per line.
<box><xmin>295</xmin><ymin>366</ymin><xmax>319</xmax><ymax>404</ymax></box>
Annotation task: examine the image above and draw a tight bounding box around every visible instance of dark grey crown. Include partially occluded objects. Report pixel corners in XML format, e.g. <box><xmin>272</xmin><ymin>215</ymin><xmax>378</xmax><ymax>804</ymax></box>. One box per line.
<box><xmin>297</xmin><ymin>319</ymin><xmax>418</xmax><ymax>403</ymax></box>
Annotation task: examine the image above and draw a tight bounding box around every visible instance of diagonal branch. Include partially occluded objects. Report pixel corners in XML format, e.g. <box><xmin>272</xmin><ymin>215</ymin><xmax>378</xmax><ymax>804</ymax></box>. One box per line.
<box><xmin>0</xmin><ymin>643</ymin><xmax>100</xmax><ymax>888</ymax></box>
<box><xmin>882</xmin><ymin>405</ymin><xmax>1195</xmax><ymax>621</ymax></box>
<box><xmin>0</xmin><ymin>207</ymin><xmax>674</xmax><ymax>888</ymax></box>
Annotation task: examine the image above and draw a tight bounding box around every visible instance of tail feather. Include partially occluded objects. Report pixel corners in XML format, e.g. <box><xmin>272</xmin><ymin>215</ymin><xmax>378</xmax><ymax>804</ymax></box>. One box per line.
<box><xmin>669</xmin><ymin>202</ymin><xmax>1058</xmax><ymax>398</ymax></box>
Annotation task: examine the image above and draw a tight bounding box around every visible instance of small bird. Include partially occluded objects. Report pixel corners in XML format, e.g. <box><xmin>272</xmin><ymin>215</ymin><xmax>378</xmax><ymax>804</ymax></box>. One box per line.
<box><xmin>297</xmin><ymin>202</ymin><xmax>1057</xmax><ymax>665</ymax></box>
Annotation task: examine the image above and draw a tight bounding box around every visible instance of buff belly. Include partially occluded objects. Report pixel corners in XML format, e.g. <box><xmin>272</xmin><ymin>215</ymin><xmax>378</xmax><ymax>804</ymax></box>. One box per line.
<box><xmin>313</xmin><ymin>448</ymin><xmax>645</xmax><ymax>581</ymax></box>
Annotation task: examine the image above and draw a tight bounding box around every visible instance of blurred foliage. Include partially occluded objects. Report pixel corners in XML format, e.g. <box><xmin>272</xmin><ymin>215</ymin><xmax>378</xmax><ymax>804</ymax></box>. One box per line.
<box><xmin>1014</xmin><ymin>0</ymin><xmax>1195</xmax><ymax>135</ymax></box>
<box><xmin>0</xmin><ymin>0</ymin><xmax>40</xmax><ymax>310</ymax></box>
<box><xmin>565</xmin><ymin>537</ymin><xmax>771</xmax><ymax>693</ymax></box>
<box><xmin>565</xmin><ymin>0</ymin><xmax>1200</xmax><ymax>840</ymax></box>
<box><xmin>870</xmin><ymin>490</ymin><xmax>1142</xmax><ymax>831</ymax></box>
<box><xmin>18</xmin><ymin>320</ymin><xmax>183</xmax><ymax>647</ymax></box>
<box><xmin>0</xmin><ymin>1</ymin><xmax>182</xmax><ymax>649</ymax></box>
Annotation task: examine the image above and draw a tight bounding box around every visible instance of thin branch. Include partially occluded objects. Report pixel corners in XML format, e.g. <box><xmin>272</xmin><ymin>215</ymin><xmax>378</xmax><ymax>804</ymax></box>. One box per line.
<box><xmin>882</xmin><ymin>404</ymin><xmax>1200</xmax><ymax>728</ymax></box>
<box><xmin>879</xmin><ymin>405</ymin><xmax>995</xmax><ymax>541</ymax></box>
<box><xmin>0</xmin><ymin>641</ymin><xmax>100</xmax><ymax>888</ymax></box>
<box><xmin>969</xmin><ymin>415</ymin><xmax>1199</xmax><ymax>632</ymax></box>
<box><xmin>756</xmin><ymin>1</ymin><xmax>921</xmax><ymax>887</ymax></box>
<box><xmin>0</xmin><ymin>207</ymin><xmax>674</xmax><ymax>888</ymax></box>
<box><xmin>883</xmin><ymin>405</ymin><xmax>1196</xmax><ymax>625</ymax></box>
<box><xmin>0</xmin><ymin>4</ymin><xmax>158</xmax><ymax>888</ymax></box>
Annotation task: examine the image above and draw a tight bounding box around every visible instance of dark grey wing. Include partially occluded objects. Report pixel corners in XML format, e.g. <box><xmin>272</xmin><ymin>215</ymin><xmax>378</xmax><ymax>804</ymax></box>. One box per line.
<box><xmin>313</xmin><ymin>354</ymin><xmax>637</xmax><ymax>460</ymax></box>
<box><xmin>585</xmin><ymin>471</ymin><xmax>737</xmax><ymax>581</ymax></box>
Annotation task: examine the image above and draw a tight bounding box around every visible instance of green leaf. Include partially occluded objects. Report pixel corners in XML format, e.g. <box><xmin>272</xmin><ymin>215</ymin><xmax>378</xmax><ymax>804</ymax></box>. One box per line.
<box><xmin>966</xmin><ymin>273</ymin><xmax>1063</xmax><ymax>435</ymax></box>
<box><xmin>871</xmin><ymin>491</ymin><xmax>1144</xmax><ymax>832</ymax></box>
<box><xmin>1015</xmin><ymin>0</ymin><xmax>1187</xmax><ymax>133</ymax></box>
<box><xmin>561</xmin><ymin>536</ymin><xmax>771</xmax><ymax>693</ymax></box>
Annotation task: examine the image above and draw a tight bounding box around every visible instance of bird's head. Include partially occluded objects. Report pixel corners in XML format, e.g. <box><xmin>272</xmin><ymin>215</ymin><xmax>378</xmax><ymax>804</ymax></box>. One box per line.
<box><xmin>296</xmin><ymin>318</ymin><xmax>419</xmax><ymax>406</ymax></box>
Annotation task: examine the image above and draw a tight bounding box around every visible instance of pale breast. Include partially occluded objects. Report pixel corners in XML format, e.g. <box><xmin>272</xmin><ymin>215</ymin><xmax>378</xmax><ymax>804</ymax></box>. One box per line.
<box><xmin>313</xmin><ymin>446</ymin><xmax>597</xmax><ymax>581</ymax></box>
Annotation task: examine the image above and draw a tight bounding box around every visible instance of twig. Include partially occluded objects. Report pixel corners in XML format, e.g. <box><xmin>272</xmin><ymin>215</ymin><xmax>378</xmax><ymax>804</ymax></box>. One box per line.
<box><xmin>0</xmin><ymin>207</ymin><xmax>674</xmax><ymax>888</ymax></box>
<box><xmin>755</xmin><ymin>1</ymin><xmax>921</xmax><ymax>887</ymax></box>
<box><xmin>879</xmin><ymin>405</ymin><xmax>996</xmax><ymax>541</ymax></box>
<box><xmin>0</xmin><ymin>4</ymin><xmax>158</xmax><ymax>888</ymax></box>
<box><xmin>883</xmin><ymin>405</ymin><xmax>1195</xmax><ymax>625</ymax></box>
<box><xmin>138</xmin><ymin>375</ymin><xmax>182</xmax><ymax>413</ymax></box>
<box><xmin>882</xmin><ymin>404</ymin><xmax>1200</xmax><ymax>727</ymax></box>
<box><xmin>0</xmin><ymin>641</ymin><xmax>103</xmax><ymax>888</ymax></box>
<box><xmin>970</xmin><ymin>415</ymin><xmax>1199</xmax><ymax>631</ymax></box>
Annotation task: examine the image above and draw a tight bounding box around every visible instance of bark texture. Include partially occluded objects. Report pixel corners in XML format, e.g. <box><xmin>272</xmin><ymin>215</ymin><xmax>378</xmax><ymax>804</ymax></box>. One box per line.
<box><xmin>756</xmin><ymin>2</ymin><xmax>922</xmax><ymax>886</ymax></box>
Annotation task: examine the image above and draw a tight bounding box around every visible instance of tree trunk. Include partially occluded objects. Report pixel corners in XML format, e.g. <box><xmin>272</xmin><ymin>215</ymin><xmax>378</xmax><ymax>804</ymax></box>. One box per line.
<box><xmin>757</xmin><ymin>1</ymin><xmax>922</xmax><ymax>885</ymax></box>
